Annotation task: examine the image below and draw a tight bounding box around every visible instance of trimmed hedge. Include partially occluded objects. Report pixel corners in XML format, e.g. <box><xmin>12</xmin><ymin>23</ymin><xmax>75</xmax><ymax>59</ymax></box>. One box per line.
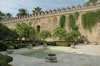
<box><xmin>46</xmin><ymin>42</ymin><xmax>56</xmax><ymax>46</ymax></box>
<box><xmin>56</xmin><ymin>42</ymin><xmax>71</xmax><ymax>47</ymax></box>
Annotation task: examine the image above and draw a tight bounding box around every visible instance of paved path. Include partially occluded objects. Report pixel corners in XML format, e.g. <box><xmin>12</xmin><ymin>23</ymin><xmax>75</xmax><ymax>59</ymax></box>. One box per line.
<box><xmin>1</xmin><ymin>44</ymin><xmax>100</xmax><ymax>66</ymax></box>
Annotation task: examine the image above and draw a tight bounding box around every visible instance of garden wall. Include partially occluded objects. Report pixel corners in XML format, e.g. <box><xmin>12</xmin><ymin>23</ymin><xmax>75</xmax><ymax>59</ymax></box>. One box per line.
<box><xmin>2</xmin><ymin>4</ymin><xmax>100</xmax><ymax>44</ymax></box>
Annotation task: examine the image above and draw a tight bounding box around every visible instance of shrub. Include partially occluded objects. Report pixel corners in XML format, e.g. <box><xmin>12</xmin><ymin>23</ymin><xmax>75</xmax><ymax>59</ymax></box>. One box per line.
<box><xmin>28</xmin><ymin>43</ymin><xmax>32</xmax><ymax>46</ymax></box>
<box><xmin>0</xmin><ymin>42</ymin><xmax>7</xmax><ymax>51</ymax></box>
<box><xmin>34</xmin><ymin>40</ymin><xmax>44</xmax><ymax>46</ymax></box>
<box><xmin>53</xmin><ymin>27</ymin><xmax>67</xmax><ymax>40</ymax></box>
<box><xmin>8</xmin><ymin>45</ymin><xmax>14</xmax><ymax>49</ymax></box>
<box><xmin>46</xmin><ymin>42</ymin><xmax>56</xmax><ymax>46</ymax></box>
<box><xmin>56</xmin><ymin>42</ymin><xmax>71</xmax><ymax>47</ymax></box>
<box><xmin>0</xmin><ymin>54</ymin><xmax>13</xmax><ymax>66</ymax></box>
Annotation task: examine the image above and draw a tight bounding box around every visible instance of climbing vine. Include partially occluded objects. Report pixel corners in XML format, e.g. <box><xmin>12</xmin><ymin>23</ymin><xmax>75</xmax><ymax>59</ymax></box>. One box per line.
<box><xmin>59</xmin><ymin>15</ymin><xmax>65</xmax><ymax>28</ymax></box>
<box><xmin>82</xmin><ymin>10</ymin><xmax>100</xmax><ymax>32</ymax></box>
<box><xmin>69</xmin><ymin>14</ymin><xmax>75</xmax><ymax>30</ymax></box>
<box><xmin>68</xmin><ymin>12</ymin><xmax>79</xmax><ymax>31</ymax></box>
<box><xmin>74</xmin><ymin>12</ymin><xmax>79</xmax><ymax>21</ymax></box>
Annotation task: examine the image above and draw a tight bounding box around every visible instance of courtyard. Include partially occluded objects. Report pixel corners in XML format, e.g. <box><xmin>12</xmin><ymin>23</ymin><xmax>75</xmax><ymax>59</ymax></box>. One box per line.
<box><xmin>1</xmin><ymin>44</ymin><xmax>100</xmax><ymax>66</ymax></box>
<box><xmin>0</xmin><ymin>0</ymin><xmax>100</xmax><ymax>66</ymax></box>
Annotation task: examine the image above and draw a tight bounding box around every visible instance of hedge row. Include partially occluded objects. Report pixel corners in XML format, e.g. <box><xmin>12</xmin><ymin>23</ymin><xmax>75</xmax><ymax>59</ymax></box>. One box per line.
<box><xmin>0</xmin><ymin>40</ymin><xmax>77</xmax><ymax>51</ymax></box>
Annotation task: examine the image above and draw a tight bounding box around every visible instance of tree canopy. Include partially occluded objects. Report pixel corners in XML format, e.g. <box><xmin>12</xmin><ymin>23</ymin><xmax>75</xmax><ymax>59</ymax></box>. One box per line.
<box><xmin>16</xmin><ymin>23</ymin><xmax>35</xmax><ymax>40</ymax></box>
<box><xmin>32</xmin><ymin>7</ymin><xmax>43</xmax><ymax>14</ymax></box>
<box><xmin>37</xmin><ymin>31</ymin><xmax>51</xmax><ymax>40</ymax></box>
<box><xmin>0</xmin><ymin>23</ymin><xmax>17</xmax><ymax>40</ymax></box>
<box><xmin>53</xmin><ymin>27</ymin><xmax>67</xmax><ymax>40</ymax></box>
<box><xmin>16</xmin><ymin>8</ymin><xmax>28</xmax><ymax>17</ymax></box>
<box><xmin>0</xmin><ymin>11</ymin><xmax>12</xmax><ymax>21</ymax></box>
<box><xmin>65</xmin><ymin>31</ymin><xmax>80</xmax><ymax>41</ymax></box>
<box><xmin>6</xmin><ymin>13</ymin><xmax>12</xmax><ymax>18</ymax></box>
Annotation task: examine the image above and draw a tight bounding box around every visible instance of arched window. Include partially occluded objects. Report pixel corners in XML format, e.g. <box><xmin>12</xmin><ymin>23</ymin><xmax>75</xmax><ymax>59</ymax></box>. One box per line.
<box><xmin>37</xmin><ymin>25</ymin><xmax>40</xmax><ymax>32</ymax></box>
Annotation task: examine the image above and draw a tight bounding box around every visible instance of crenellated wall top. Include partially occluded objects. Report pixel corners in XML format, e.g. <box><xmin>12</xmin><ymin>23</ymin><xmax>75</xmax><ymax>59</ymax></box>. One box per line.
<box><xmin>1</xmin><ymin>3</ymin><xmax>100</xmax><ymax>22</ymax></box>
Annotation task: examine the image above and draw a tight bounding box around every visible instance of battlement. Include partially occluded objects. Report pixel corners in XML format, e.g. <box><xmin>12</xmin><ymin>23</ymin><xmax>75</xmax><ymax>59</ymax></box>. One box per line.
<box><xmin>2</xmin><ymin>3</ymin><xmax>100</xmax><ymax>23</ymax></box>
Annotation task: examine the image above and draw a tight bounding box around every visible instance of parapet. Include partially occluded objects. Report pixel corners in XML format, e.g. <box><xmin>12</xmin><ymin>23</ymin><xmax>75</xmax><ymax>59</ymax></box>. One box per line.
<box><xmin>83</xmin><ymin>3</ymin><xmax>88</xmax><ymax>8</ymax></box>
<box><xmin>72</xmin><ymin>5</ymin><xmax>76</xmax><ymax>10</ymax></box>
<box><xmin>49</xmin><ymin>10</ymin><xmax>52</xmax><ymax>14</ymax></box>
<box><xmin>53</xmin><ymin>9</ymin><xmax>56</xmax><ymax>13</ymax></box>
<box><xmin>57</xmin><ymin>8</ymin><xmax>61</xmax><ymax>13</ymax></box>
<box><xmin>66</xmin><ymin>6</ymin><xmax>71</xmax><ymax>11</ymax></box>
<box><xmin>2</xmin><ymin>3</ymin><xmax>98</xmax><ymax>22</ymax></box>
<box><xmin>45</xmin><ymin>11</ymin><xmax>48</xmax><ymax>15</ymax></box>
<box><xmin>61</xmin><ymin>8</ymin><xmax>66</xmax><ymax>12</ymax></box>
<box><xmin>77</xmin><ymin>5</ymin><xmax>82</xmax><ymax>9</ymax></box>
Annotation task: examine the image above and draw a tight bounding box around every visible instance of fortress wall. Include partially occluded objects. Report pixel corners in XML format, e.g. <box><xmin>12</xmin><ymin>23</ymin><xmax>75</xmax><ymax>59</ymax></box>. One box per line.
<box><xmin>76</xmin><ymin>12</ymin><xmax>100</xmax><ymax>44</ymax></box>
<box><xmin>2</xmin><ymin>4</ymin><xmax>100</xmax><ymax>44</ymax></box>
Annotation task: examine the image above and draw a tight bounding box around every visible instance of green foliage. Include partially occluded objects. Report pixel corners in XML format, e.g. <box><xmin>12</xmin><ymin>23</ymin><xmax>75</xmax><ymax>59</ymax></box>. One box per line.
<box><xmin>28</xmin><ymin>43</ymin><xmax>32</xmax><ymax>46</ymax></box>
<box><xmin>65</xmin><ymin>31</ymin><xmax>81</xmax><ymax>41</ymax></box>
<box><xmin>37</xmin><ymin>31</ymin><xmax>51</xmax><ymax>40</ymax></box>
<box><xmin>82</xmin><ymin>10</ymin><xmax>100</xmax><ymax>31</ymax></box>
<box><xmin>0</xmin><ymin>11</ymin><xmax>12</xmax><ymax>21</ymax></box>
<box><xmin>16</xmin><ymin>8</ymin><xmax>28</xmax><ymax>17</ymax></box>
<box><xmin>32</xmin><ymin>7</ymin><xmax>43</xmax><ymax>14</ymax></box>
<box><xmin>53</xmin><ymin>27</ymin><xmax>67</xmax><ymax>40</ymax></box>
<box><xmin>0</xmin><ymin>23</ymin><xmax>17</xmax><ymax>40</ymax></box>
<box><xmin>0</xmin><ymin>54</ymin><xmax>13</xmax><ymax>66</ymax></box>
<box><xmin>88</xmin><ymin>0</ymin><xmax>97</xmax><ymax>5</ymax></box>
<box><xmin>28</xmin><ymin>27</ymin><xmax>35</xmax><ymax>40</ymax></box>
<box><xmin>8</xmin><ymin>29</ymin><xmax>18</xmax><ymax>40</ymax></box>
<box><xmin>46</xmin><ymin>42</ymin><xmax>56</xmax><ymax>46</ymax></box>
<box><xmin>8</xmin><ymin>45</ymin><xmax>14</xmax><ymax>49</ymax></box>
<box><xmin>16</xmin><ymin>23</ymin><xmax>35</xmax><ymax>40</ymax></box>
<box><xmin>0</xmin><ymin>23</ymin><xmax>9</xmax><ymax>40</ymax></box>
<box><xmin>56</xmin><ymin>42</ymin><xmax>71</xmax><ymax>46</ymax></box>
<box><xmin>68</xmin><ymin>13</ymin><xmax>80</xmax><ymax>31</ymax></box>
<box><xmin>74</xmin><ymin>12</ymin><xmax>79</xmax><ymax>21</ymax></box>
<box><xmin>59</xmin><ymin>15</ymin><xmax>66</xmax><ymax>28</ymax></box>
<box><xmin>0</xmin><ymin>11</ymin><xmax>5</xmax><ymax>20</ymax></box>
<box><xmin>6</xmin><ymin>13</ymin><xmax>12</xmax><ymax>18</ymax></box>
<box><xmin>68</xmin><ymin>14</ymin><xmax>76</xmax><ymax>30</ymax></box>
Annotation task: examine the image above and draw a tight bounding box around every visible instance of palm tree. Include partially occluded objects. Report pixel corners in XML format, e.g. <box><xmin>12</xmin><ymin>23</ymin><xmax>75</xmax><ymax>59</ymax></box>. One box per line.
<box><xmin>0</xmin><ymin>11</ymin><xmax>5</xmax><ymax>20</ymax></box>
<box><xmin>16</xmin><ymin>8</ymin><xmax>28</xmax><ymax>17</ymax></box>
<box><xmin>32</xmin><ymin>7</ymin><xmax>43</xmax><ymax>14</ymax></box>
<box><xmin>6</xmin><ymin>13</ymin><xmax>12</xmax><ymax>18</ymax></box>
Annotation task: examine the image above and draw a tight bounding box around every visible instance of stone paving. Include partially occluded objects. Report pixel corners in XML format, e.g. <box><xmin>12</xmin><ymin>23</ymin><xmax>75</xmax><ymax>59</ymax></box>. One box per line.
<box><xmin>1</xmin><ymin>44</ymin><xmax>100</xmax><ymax>66</ymax></box>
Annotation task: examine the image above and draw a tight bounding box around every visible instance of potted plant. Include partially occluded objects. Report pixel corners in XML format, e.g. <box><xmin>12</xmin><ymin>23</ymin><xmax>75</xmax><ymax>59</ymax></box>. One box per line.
<box><xmin>70</xmin><ymin>42</ymin><xmax>75</xmax><ymax>48</ymax></box>
<box><xmin>46</xmin><ymin>54</ymin><xmax>57</xmax><ymax>62</ymax></box>
<box><xmin>6</xmin><ymin>45</ymin><xmax>14</xmax><ymax>54</ymax></box>
<box><xmin>27</xmin><ymin>43</ymin><xmax>32</xmax><ymax>49</ymax></box>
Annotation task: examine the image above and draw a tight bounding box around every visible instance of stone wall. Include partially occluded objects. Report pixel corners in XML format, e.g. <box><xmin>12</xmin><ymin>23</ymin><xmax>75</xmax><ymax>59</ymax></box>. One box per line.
<box><xmin>1</xmin><ymin>4</ymin><xmax>100</xmax><ymax>44</ymax></box>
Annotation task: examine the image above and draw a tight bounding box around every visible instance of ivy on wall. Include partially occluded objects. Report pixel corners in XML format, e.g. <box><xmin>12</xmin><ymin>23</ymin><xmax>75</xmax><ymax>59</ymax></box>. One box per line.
<box><xmin>68</xmin><ymin>12</ymin><xmax>79</xmax><ymax>31</ymax></box>
<box><xmin>82</xmin><ymin>10</ymin><xmax>100</xmax><ymax>32</ymax></box>
<box><xmin>69</xmin><ymin>14</ymin><xmax>75</xmax><ymax>30</ymax></box>
<box><xmin>74</xmin><ymin>12</ymin><xmax>79</xmax><ymax>21</ymax></box>
<box><xmin>59</xmin><ymin>15</ymin><xmax>65</xmax><ymax>28</ymax></box>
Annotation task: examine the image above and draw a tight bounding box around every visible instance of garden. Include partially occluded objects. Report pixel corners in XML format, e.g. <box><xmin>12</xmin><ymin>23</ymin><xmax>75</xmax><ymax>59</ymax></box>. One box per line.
<box><xmin>0</xmin><ymin>8</ymin><xmax>100</xmax><ymax>65</ymax></box>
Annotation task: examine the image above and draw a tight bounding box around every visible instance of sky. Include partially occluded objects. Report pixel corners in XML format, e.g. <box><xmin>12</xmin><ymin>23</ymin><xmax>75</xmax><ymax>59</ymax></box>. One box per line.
<box><xmin>0</xmin><ymin>0</ymin><xmax>88</xmax><ymax>16</ymax></box>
